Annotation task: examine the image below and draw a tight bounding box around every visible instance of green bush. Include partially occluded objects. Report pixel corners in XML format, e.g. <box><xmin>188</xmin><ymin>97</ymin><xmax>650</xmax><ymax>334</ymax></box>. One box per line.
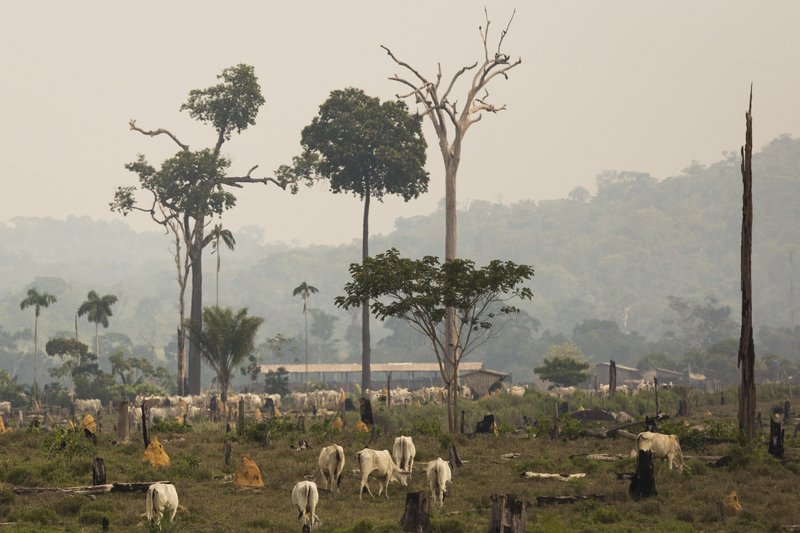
<box><xmin>151</xmin><ymin>418</ymin><xmax>194</xmax><ymax>434</ymax></box>
<box><xmin>42</xmin><ymin>428</ymin><xmax>95</xmax><ymax>460</ymax></box>
<box><xmin>413</xmin><ymin>416</ymin><xmax>442</xmax><ymax>436</ymax></box>
<box><xmin>242</xmin><ymin>417</ymin><xmax>298</xmax><ymax>443</ymax></box>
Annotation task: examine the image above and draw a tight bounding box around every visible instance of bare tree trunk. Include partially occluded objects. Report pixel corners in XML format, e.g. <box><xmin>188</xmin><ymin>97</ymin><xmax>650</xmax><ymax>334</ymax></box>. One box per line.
<box><xmin>188</xmin><ymin>216</ymin><xmax>204</xmax><ymax>395</ymax></box>
<box><xmin>361</xmin><ymin>190</ymin><xmax>372</xmax><ymax>395</ymax></box>
<box><xmin>487</xmin><ymin>494</ymin><xmax>527</xmax><ymax>533</ymax></box>
<box><xmin>117</xmin><ymin>401</ymin><xmax>129</xmax><ymax>444</ymax></box>
<box><xmin>738</xmin><ymin>85</ymin><xmax>757</xmax><ymax>440</ymax></box>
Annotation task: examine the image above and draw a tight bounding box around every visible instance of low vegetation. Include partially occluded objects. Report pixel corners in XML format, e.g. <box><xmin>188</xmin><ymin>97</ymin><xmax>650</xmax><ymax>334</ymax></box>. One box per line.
<box><xmin>0</xmin><ymin>387</ymin><xmax>799</xmax><ymax>531</ymax></box>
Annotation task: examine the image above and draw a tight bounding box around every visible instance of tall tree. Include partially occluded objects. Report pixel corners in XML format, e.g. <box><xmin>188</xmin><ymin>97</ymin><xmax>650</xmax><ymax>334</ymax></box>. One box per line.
<box><xmin>185</xmin><ymin>306</ymin><xmax>263</xmax><ymax>407</ymax></box>
<box><xmin>203</xmin><ymin>223</ymin><xmax>236</xmax><ymax>307</ymax></box>
<box><xmin>738</xmin><ymin>86</ymin><xmax>756</xmax><ymax>440</ymax></box>
<box><xmin>292</xmin><ymin>281</ymin><xmax>319</xmax><ymax>379</ymax></box>
<box><xmin>336</xmin><ymin>248</ymin><xmax>533</xmax><ymax>433</ymax></box>
<box><xmin>19</xmin><ymin>288</ymin><xmax>57</xmax><ymax>398</ymax></box>
<box><xmin>77</xmin><ymin>290</ymin><xmax>118</xmax><ymax>361</ymax></box>
<box><xmin>280</xmin><ymin>87</ymin><xmax>429</xmax><ymax>394</ymax></box>
<box><xmin>382</xmin><ymin>9</ymin><xmax>521</xmax><ymax>386</ymax></box>
<box><xmin>112</xmin><ymin>64</ymin><xmax>294</xmax><ymax>394</ymax></box>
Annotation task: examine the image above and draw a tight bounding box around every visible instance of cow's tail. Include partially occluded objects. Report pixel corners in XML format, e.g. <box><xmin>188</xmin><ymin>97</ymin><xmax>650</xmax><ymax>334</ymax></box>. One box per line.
<box><xmin>148</xmin><ymin>486</ymin><xmax>161</xmax><ymax>523</ymax></box>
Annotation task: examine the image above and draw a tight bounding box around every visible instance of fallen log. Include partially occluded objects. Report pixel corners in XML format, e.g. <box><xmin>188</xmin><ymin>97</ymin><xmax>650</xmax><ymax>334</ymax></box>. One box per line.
<box><xmin>521</xmin><ymin>472</ymin><xmax>586</xmax><ymax>481</ymax></box>
<box><xmin>12</xmin><ymin>481</ymin><xmax>171</xmax><ymax>496</ymax></box>
<box><xmin>570</xmin><ymin>453</ymin><xmax>627</xmax><ymax>462</ymax></box>
<box><xmin>536</xmin><ymin>494</ymin><xmax>608</xmax><ymax>506</ymax></box>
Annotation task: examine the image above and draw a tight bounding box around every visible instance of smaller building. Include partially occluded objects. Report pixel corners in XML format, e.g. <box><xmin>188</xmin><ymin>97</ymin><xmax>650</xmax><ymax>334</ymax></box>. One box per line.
<box><xmin>460</xmin><ymin>368</ymin><xmax>511</xmax><ymax>397</ymax></box>
<box><xmin>589</xmin><ymin>362</ymin><xmax>642</xmax><ymax>386</ymax></box>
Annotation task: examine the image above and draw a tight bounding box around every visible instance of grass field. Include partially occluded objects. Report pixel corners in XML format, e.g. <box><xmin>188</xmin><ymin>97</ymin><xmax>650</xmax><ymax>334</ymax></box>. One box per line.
<box><xmin>1</xmin><ymin>386</ymin><xmax>799</xmax><ymax>532</ymax></box>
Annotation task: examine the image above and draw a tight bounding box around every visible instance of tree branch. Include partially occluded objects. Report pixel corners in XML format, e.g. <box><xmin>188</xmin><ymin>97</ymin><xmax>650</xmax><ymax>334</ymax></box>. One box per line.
<box><xmin>129</xmin><ymin>120</ymin><xmax>189</xmax><ymax>151</ymax></box>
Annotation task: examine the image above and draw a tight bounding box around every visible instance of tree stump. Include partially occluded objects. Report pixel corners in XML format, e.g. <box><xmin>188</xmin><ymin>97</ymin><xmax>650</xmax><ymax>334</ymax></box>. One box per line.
<box><xmin>359</xmin><ymin>398</ymin><xmax>374</xmax><ymax>427</ymax></box>
<box><xmin>117</xmin><ymin>401</ymin><xmax>130</xmax><ymax>443</ymax></box>
<box><xmin>102</xmin><ymin>517</ymin><xmax>109</xmax><ymax>532</ymax></box>
<box><xmin>768</xmin><ymin>415</ymin><xmax>784</xmax><ymax>458</ymax></box>
<box><xmin>448</xmin><ymin>444</ymin><xmax>463</xmax><ymax>476</ymax></box>
<box><xmin>264</xmin><ymin>398</ymin><xmax>275</xmax><ymax>419</ymax></box>
<box><xmin>475</xmin><ymin>414</ymin><xmax>496</xmax><ymax>434</ymax></box>
<box><xmin>629</xmin><ymin>450</ymin><xmax>657</xmax><ymax>500</ymax></box>
<box><xmin>487</xmin><ymin>494</ymin><xmax>527</xmax><ymax>533</ymax></box>
<box><xmin>92</xmin><ymin>457</ymin><xmax>106</xmax><ymax>486</ymax></box>
<box><xmin>399</xmin><ymin>490</ymin><xmax>431</xmax><ymax>533</ymax></box>
<box><xmin>784</xmin><ymin>400</ymin><xmax>791</xmax><ymax>423</ymax></box>
<box><xmin>609</xmin><ymin>360</ymin><xmax>617</xmax><ymax>398</ymax></box>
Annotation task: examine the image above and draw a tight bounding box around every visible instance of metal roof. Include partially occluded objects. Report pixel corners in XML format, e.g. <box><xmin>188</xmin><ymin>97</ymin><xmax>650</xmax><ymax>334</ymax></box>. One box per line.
<box><xmin>259</xmin><ymin>361</ymin><xmax>485</xmax><ymax>374</ymax></box>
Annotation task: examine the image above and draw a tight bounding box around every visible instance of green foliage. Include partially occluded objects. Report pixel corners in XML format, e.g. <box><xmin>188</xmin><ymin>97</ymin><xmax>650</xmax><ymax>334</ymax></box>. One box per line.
<box><xmin>412</xmin><ymin>416</ymin><xmax>442</xmax><ymax>436</ymax></box>
<box><xmin>43</xmin><ymin>427</ymin><xmax>95</xmax><ymax>460</ymax></box>
<box><xmin>151</xmin><ymin>417</ymin><xmax>193</xmax><ymax>434</ymax></box>
<box><xmin>263</xmin><ymin>366</ymin><xmax>290</xmax><ymax>395</ymax></box>
<box><xmin>242</xmin><ymin>417</ymin><xmax>298</xmax><ymax>443</ymax></box>
<box><xmin>534</xmin><ymin>344</ymin><xmax>590</xmax><ymax>387</ymax></box>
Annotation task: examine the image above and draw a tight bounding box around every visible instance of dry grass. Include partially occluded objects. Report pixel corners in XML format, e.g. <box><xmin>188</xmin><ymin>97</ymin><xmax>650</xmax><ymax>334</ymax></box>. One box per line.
<box><xmin>0</xmin><ymin>388</ymin><xmax>799</xmax><ymax>532</ymax></box>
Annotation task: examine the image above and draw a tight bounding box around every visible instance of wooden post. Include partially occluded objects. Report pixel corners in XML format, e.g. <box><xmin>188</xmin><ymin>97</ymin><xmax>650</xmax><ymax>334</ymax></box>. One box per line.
<box><xmin>784</xmin><ymin>400</ymin><xmax>791</xmax><ymax>423</ymax></box>
<box><xmin>298</xmin><ymin>415</ymin><xmax>305</xmax><ymax>432</ymax></box>
<box><xmin>654</xmin><ymin>377</ymin><xmax>659</xmax><ymax>415</ymax></box>
<box><xmin>551</xmin><ymin>401</ymin><xmax>560</xmax><ymax>439</ymax></box>
<box><xmin>141</xmin><ymin>402</ymin><xmax>150</xmax><ymax>449</ymax></box>
<box><xmin>265</xmin><ymin>398</ymin><xmax>275</xmax><ymax>419</ymax></box>
<box><xmin>224</xmin><ymin>440</ymin><xmax>232</xmax><ymax>467</ymax></box>
<box><xmin>387</xmin><ymin>372</ymin><xmax>392</xmax><ymax>409</ymax></box>
<box><xmin>460</xmin><ymin>410</ymin><xmax>465</xmax><ymax>435</ymax></box>
<box><xmin>102</xmin><ymin>517</ymin><xmax>109</xmax><ymax>532</ymax></box>
<box><xmin>92</xmin><ymin>457</ymin><xmax>106</xmax><ymax>486</ymax></box>
<box><xmin>237</xmin><ymin>397</ymin><xmax>245</xmax><ymax>436</ymax></box>
<box><xmin>487</xmin><ymin>494</ymin><xmax>527</xmax><ymax>533</ymax></box>
<box><xmin>629</xmin><ymin>450</ymin><xmax>657</xmax><ymax>500</ymax></box>
<box><xmin>399</xmin><ymin>491</ymin><xmax>431</xmax><ymax>533</ymax></box>
<box><xmin>117</xmin><ymin>401</ymin><xmax>130</xmax><ymax>444</ymax></box>
<box><xmin>609</xmin><ymin>360</ymin><xmax>617</xmax><ymax>399</ymax></box>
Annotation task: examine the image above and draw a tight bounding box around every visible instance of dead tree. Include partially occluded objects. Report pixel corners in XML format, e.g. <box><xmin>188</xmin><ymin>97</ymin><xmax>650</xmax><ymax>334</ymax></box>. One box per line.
<box><xmin>487</xmin><ymin>494</ymin><xmax>527</xmax><ymax>533</ymax></box>
<box><xmin>737</xmin><ymin>84</ymin><xmax>757</xmax><ymax>440</ymax></box>
<box><xmin>141</xmin><ymin>402</ymin><xmax>150</xmax><ymax>449</ymax></box>
<box><xmin>382</xmin><ymin>9</ymin><xmax>521</xmax><ymax>433</ymax></box>
<box><xmin>769</xmin><ymin>414</ymin><xmax>784</xmax><ymax>458</ymax></box>
<box><xmin>359</xmin><ymin>398</ymin><xmax>374</xmax><ymax>427</ymax></box>
<box><xmin>609</xmin><ymin>360</ymin><xmax>617</xmax><ymax>398</ymax></box>
<box><xmin>400</xmin><ymin>491</ymin><xmax>431</xmax><ymax>533</ymax></box>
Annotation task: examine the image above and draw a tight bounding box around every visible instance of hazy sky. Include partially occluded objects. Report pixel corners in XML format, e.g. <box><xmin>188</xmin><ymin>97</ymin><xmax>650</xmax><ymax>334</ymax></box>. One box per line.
<box><xmin>2</xmin><ymin>1</ymin><xmax>799</xmax><ymax>247</ymax></box>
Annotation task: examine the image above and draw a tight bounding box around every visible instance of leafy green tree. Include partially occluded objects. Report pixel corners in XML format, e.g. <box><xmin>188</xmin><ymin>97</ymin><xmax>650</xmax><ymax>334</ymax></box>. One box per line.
<box><xmin>203</xmin><ymin>223</ymin><xmax>236</xmax><ymax>307</ymax></box>
<box><xmin>264</xmin><ymin>366</ymin><xmax>290</xmax><ymax>396</ymax></box>
<box><xmin>665</xmin><ymin>296</ymin><xmax>739</xmax><ymax>351</ymax></box>
<box><xmin>293</xmin><ymin>281</ymin><xmax>319</xmax><ymax>377</ymax></box>
<box><xmin>335</xmin><ymin>248</ymin><xmax>533</xmax><ymax>433</ymax></box>
<box><xmin>534</xmin><ymin>344</ymin><xmax>590</xmax><ymax>387</ymax></box>
<box><xmin>109</xmin><ymin>352</ymin><xmax>174</xmax><ymax>399</ymax></box>
<box><xmin>636</xmin><ymin>352</ymin><xmax>678</xmax><ymax>372</ymax></box>
<box><xmin>309</xmin><ymin>308</ymin><xmax>339</xmax><ymax>359</ymax></box>
<box><xmin>44</xmin><ymin>337</ymin><xmax>115</xmax><ymax>402</ymax></box>
<box><xmin>112</xmin><ymin>64</ymin><xmax>292</xmax><ymax>395</ymax></box>
<box><xmin>185</xmin><ymin>306</ymin><xmax>263</xmax><ymax>406</ymax></box>
<box><xmin>0</xmin><ymin>369</ymin><xmax>25</xmax><ymax>405</ymax></box>
<box><xmin>77</xmin><ymin>290</ymin><xmax>118</xmax><ymax>360</ymax></box>
<box><xmin>19</xmin><ymin>288</ymin><xmax>57</xmax><ymax>396</ymax></box>
<box><xmin>281</xmin><ymin>87</ymin><xmax>429</xmax><ymax>394</ymax></box>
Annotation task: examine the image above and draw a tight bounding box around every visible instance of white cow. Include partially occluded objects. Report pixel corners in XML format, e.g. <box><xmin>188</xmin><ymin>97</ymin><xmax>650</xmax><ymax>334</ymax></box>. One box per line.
<box><xmin>318</xmin><ymin>444</ymin><xmax>345</xmax><ymax>493</ymax></box>
<box><xmin>633</xmin><ymin>431</ymin><xmax>684</xmax><ymax>471</ymax></box>
<box><xmin>355</xmin><ymin>448</ymin><xmax>410</xmax><ymax>501</ymax></box>
<box><xmin>73</xmin><ymin>398</ymin><xmax>102</xmax><ymax>414</ymax></box>
<box><xmin>426</xmin><ymin>458</ymin><xmax>452</xmax><ymax>507</ymax></box>
<box><xmin>392</xmin><ymin>436</ymin><xmax>416</xmax><ymax>476</ymax></box>
<box><xmin>146</xmin><ymin>482</ymin><xmax>179</xmax><ymax>526</ymax></box>
<box><xmin>292</xmin><ymin>480</ymin><xmax>322</xmax><ymax>529</ymax></box>
<box><xmin>0</xmin><ymin>401</ymin><xmax>11</xmax><ymax>415</ymax></box>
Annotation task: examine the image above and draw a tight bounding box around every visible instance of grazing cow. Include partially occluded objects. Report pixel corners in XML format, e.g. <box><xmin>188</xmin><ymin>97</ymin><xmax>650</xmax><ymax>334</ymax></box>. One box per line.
<box><xmin>146</xmin><ymin>482</ymin><xmax>179</xmax><ymax>526</ymax></box>
<box><xmin>392</xmin><ymin>436</ymin><xmax>416</xmax><ymax>476</ymax></box>
<box><xmin>318</xmin><ymin>444</ymin><xmax>345</xmax><ymax>493</ymax></box>
<box><xmin>426</xmin><ymin>458</ymin><xmax>452</xmax><ymax>507</ymax></box>
<box><xmin>73</xmin><ymin>398</ymin><xmax>102</xmax><ymax>414</ymax></box>
<box><xmin>292</xmin><ymin>480</ymin><xmax>322</xmax><ymax>530</ymax></box>
<box><xmin>633</xmin><ymin>431</ymin><xmax>684</xmax><ymax>471</ymax></box>
<box><xmin>355</xmin><ymin>448</ymin><xmax>410</xmax><ymax>501</ymax></box>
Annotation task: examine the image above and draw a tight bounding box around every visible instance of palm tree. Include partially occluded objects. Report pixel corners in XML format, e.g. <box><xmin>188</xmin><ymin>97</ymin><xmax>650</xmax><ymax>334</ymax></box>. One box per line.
<box><xmin>19</xmin><ymin>288</ymin><xmax>57</xmax><ymax>398</ymax></box>
<box><xmin>293</xmin><ymin>282</ymin><xmax>319</xmax><ymax>379</ymax></box>
<box><xmin>77</xmin><ymin>290</ymin><xmax>118</xmax><ymax>360</ymax></box>
<box><xmin>185</xmin><ymin>306</ymin><xmax>263</xmax><ymax>407</ymax></box>
<box><xmin>203</xmin><ymin>223</ymin><xmax>236</xmax><ymax>307</ymax></box>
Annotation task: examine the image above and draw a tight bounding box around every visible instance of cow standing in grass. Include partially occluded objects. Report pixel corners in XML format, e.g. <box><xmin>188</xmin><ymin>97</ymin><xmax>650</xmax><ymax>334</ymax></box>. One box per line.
<box><xmin>355</xmin><ymin>448</ymin><xmax>410</xmax><ymax>501</ymax></box>
<box><xmin>318</xmin><ymin>444</ymin><xmax>345</xmax><ymax>493</ymax></box>
<box><xmin>292</xmin><ymin>480</ymin><xmax>322</xmax><ymax>530</ymax></box>
<box><xmin>392</xmin><ymin>436</ymin><xmax>416</xmax><ymax>477</ymax></box>
<box><xmin>146</xmin><ymin>482</ymin><xmax>179</xmax><ymax>527</ymax></box>
<box><xmin>426</xmin><ymin>457</ymin><xmax>452</xmax><ymax>507</ymax></box>
<box><xmin>632</xmin><ymin>431</ymin><xmax>684</xmax><ymax>471</ymax></box>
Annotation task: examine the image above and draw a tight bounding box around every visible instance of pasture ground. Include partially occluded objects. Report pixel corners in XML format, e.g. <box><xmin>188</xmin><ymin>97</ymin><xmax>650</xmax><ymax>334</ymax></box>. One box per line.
<box><xmin>0</xmin><ymin>385</ymin><xmax>799</xmax><ymax>532</ymax></box>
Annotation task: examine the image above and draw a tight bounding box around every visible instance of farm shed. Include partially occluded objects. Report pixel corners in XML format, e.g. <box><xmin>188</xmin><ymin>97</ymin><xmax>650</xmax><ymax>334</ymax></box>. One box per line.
<box><xmin>589</xmin><ymin>362</ymin><xmax>642</xmax><ymax>386</ymax></box>
<box><xmin>460</xmin><ymin>368</ymin><xmax>511</xmax><ymax>397</ymax></box>
<box><xmin>258</xmin><ymin>361</ymin><xmax>492</xmax><ymax>391</ymax></box>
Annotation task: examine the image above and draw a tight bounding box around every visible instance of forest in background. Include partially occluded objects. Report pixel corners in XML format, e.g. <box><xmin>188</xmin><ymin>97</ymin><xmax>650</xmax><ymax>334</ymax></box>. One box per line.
<box><xmin>0</xmin><ymin>135</ymin><xmax>798</xmax><ymax>387</ymax></box>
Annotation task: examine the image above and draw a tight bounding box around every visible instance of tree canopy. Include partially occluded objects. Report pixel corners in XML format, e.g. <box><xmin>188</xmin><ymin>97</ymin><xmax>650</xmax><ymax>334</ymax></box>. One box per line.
<box><xmin>534</xmin><ymin>344</ymin><xmax>590</xmax><ymax>387</ymax></box>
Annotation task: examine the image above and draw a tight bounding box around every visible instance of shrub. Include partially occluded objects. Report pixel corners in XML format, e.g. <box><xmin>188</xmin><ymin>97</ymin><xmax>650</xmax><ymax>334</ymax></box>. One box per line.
<box><xmin>242</xmin><ymin>417</ymin><xmax>298</xmax><ymax>443</ymax></box>
<box><xmin>42</xmin><ymin>428</ymin><xmax>95</xmax><ymax>460</ymax></box>
<box><xmin>413</xmin><ymin>416</ymin><xmax>442</xmax><ymax>436</ymax></box>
